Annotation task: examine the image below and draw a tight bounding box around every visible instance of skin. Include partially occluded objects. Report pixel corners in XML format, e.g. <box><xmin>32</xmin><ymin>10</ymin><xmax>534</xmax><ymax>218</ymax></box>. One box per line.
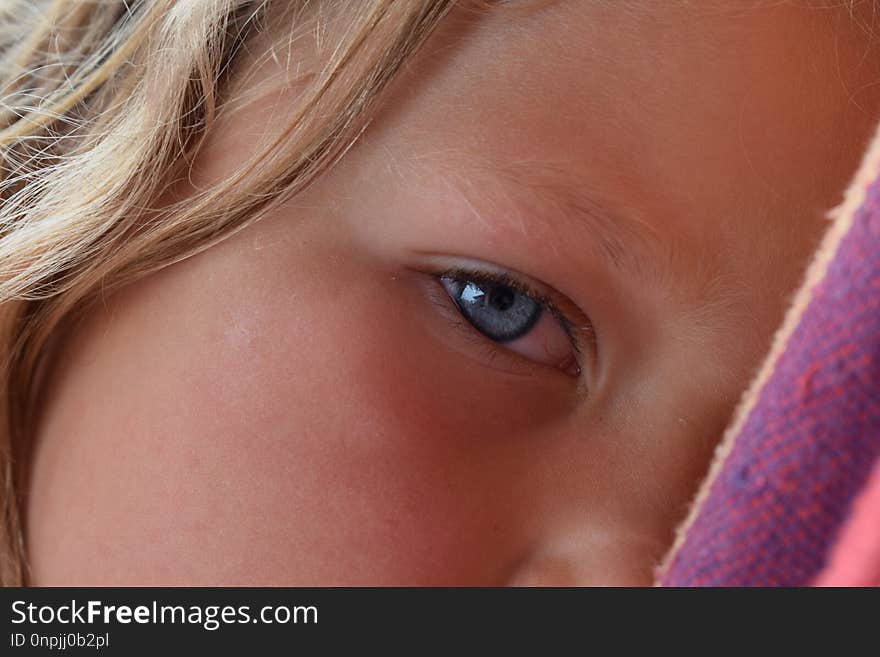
<box><xmin>24</xmin><ymin>1</ymin><xmax>880</xmax><ymax>585</ymax></box>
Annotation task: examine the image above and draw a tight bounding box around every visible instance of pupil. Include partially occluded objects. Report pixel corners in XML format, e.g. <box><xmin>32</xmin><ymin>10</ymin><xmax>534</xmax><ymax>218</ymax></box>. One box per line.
<box><xmin>488</xmin><ymin>285</ymin><xmax>515</xmax><ymax>311</ymax></box>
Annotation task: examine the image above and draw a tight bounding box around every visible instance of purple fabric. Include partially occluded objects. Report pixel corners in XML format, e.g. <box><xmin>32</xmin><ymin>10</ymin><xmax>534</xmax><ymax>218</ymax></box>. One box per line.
<box><xmin>660</xmin><ymin>175</ymin><xmax>880</xmax><ymax>586</ymax></box>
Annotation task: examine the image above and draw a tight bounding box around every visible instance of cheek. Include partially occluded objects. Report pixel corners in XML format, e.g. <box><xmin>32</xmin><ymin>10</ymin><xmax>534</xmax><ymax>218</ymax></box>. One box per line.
<box><xmin>26</xmin><ymin>238</ymin><xmax>564</xmax><ymax>585</ymax></box>
<box><xmin>203</xmin><ymin>265</ymin><xmax>573</xmax><ymax>584</ymax></box>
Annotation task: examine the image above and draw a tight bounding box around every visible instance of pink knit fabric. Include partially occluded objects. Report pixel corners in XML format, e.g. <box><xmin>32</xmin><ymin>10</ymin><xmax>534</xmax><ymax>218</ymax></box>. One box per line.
<box><xmin>814</xmin><ymin>456</ymin><xmax>880</xmax><ymax>587</ymax></box>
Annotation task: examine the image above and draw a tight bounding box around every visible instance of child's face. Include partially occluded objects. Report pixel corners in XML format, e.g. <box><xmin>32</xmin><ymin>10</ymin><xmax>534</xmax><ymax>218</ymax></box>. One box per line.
<box><xmin>26</xmin><ymin>2</ymin><xmax>880</xmax><ymax>584</ymax></box>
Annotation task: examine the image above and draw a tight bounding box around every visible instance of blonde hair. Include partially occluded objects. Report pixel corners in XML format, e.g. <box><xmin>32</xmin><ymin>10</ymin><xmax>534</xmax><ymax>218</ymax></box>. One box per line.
<box><xmin>0</xmin><ymin>0</ymin><xmax>484</xmax><ymax>586</ymax></box>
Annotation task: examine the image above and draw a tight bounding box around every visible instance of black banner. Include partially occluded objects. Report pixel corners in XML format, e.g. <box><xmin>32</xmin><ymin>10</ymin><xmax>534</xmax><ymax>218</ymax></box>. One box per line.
<box><xmin>0</xmin><ymin>587</ymin><xmax>872</xmax><ymax>653</ymax></box>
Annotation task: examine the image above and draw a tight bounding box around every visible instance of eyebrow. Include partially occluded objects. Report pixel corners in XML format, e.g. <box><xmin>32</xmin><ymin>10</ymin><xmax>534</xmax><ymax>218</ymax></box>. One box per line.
<box><xmin>437</xmin><ymin>155</ymin><xmax>666</xmax><ymax>283</ymax></box>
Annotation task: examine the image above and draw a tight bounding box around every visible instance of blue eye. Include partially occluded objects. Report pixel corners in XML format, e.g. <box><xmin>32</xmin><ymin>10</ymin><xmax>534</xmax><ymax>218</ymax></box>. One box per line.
<box><xmin>430</xmin><ymin>264</ymin><xmax>586</xmax><ymax>377</ymax></box>
<box><xmin>440</xmin><ymin>275</ymin><xmax>543</xmax><ymax>343</ymax></box>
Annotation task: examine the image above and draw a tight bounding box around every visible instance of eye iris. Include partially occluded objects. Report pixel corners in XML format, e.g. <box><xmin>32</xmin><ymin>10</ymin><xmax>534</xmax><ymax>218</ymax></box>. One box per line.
<box><xmin>443</xmin><ymin>277</ymin><xmax>542</xmax><ymax>343</ymax></box>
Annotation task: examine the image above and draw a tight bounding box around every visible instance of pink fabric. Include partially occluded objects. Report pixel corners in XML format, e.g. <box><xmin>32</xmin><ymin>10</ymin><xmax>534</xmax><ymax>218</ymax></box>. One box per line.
<box><xmin>814</xmin><ymin>456</ymin><xmax>880</xmax><ymax>587</ymax></box>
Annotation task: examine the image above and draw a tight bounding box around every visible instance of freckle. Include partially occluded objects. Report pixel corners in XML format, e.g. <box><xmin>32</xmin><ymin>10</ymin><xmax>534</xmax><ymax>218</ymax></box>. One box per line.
<box><xmin>221</xmin><ymin>314</ymin><xmax>257</xmax><ymax>352</ymax></box>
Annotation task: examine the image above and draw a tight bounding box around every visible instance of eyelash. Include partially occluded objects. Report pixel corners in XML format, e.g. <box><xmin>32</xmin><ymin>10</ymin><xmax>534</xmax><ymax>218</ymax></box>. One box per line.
<box><xmin>430</xmin><ymin>265</ymin><xmax>587</xmax><ymax>364</ymax></box>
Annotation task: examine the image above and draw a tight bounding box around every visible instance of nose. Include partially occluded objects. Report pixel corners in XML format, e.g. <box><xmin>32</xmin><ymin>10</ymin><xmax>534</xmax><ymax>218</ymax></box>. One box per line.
<box><xmin>504</xmin><ymin>529</ymin><xmax>667</xmax><ymax>587</ymax></box>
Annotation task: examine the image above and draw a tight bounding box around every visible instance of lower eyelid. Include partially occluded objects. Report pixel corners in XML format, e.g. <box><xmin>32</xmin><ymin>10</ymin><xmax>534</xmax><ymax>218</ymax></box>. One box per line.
<box><xmin>508</xmin><ymin>310</ymin><xmax>582</xmax><ymax>377</ymax></box>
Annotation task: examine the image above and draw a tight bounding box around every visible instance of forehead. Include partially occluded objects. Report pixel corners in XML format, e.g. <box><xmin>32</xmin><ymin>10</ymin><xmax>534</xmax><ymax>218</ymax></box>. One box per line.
<box><xmin>363</xmin><ymin>0</ymin><xmax>837</xmax><ymax>180</ymax></box>
<box><xmin>225</xmin><ymin>1</ymin><xmax>864</xmax><ymax>192</ymax></box>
